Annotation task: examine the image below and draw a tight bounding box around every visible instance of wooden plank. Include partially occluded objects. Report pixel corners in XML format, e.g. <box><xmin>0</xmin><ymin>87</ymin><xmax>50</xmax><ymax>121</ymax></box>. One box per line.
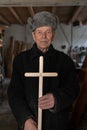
<box><xmin>0</xmin><ymin>0</ymin><xmax>86</xmax><ymax>6</ymax></box>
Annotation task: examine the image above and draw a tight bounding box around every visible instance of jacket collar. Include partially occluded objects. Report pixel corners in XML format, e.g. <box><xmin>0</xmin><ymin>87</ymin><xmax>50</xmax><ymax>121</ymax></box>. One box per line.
<box><xmin>30</xmin><ymin>43</ymin><xmax>56</xmax><ymax>60</ymax></box>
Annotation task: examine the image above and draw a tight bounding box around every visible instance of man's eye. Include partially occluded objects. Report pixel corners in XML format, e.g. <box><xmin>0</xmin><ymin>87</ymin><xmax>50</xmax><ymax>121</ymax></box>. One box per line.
<box><xmin>47</xmin><ymin>31</ymin><xmax>51</xmax><ymax>34</ymax></box>
<box><xmin>37</xmin><ymin>31</ymin><xmax>41</xmax><ymax>34</ymax></box>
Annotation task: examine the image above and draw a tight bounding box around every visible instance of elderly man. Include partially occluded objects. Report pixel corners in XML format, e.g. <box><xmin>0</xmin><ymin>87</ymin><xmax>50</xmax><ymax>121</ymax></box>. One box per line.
<box><xmin>8</xmin><ymin>11</ymin><xmax>79</xmax><ymax>130</ymax></box>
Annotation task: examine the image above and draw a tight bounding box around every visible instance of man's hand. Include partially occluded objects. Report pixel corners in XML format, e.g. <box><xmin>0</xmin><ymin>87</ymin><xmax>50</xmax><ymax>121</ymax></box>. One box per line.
<box><xmin>38</xmin><ymin>93</ymin><xmax>55</xmax><ymax>110</ymax></box>
<box><xmin>24</xmin><ymin>118</ymin><xmax>37</xmax><ymax>130</ymax></box>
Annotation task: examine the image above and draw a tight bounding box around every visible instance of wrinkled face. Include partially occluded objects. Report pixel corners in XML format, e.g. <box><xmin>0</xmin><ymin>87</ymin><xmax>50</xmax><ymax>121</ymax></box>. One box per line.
<box><xmin>32</xmin><ymin>26</ymin><xmax>55</xmax><ymax>52</ymax></box>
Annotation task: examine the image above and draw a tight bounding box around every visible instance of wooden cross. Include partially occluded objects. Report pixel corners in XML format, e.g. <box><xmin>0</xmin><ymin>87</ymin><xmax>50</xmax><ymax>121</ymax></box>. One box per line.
<box><xmin>24</xmin><ymin>56</ymin><xmax>58</xmax><ymax>130</ymax></box>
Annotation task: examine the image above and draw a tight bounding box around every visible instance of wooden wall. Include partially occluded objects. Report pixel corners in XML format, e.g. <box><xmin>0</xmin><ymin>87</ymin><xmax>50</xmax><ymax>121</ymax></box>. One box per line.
<box><xmin>5</xmin><ymin>36</ymin><xmax>29</xmax><ymax>78</ymax></box>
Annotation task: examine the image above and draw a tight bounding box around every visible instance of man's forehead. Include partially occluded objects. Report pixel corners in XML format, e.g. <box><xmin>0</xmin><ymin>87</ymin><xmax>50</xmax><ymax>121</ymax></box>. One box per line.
<box><xmin>35</xmin><ymin>26</ymin><xmax>52</xmax><ymax>31</ymax></box>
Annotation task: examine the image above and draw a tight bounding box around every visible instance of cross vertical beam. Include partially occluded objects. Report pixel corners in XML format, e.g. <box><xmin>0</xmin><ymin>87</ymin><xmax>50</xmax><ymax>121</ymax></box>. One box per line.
<box><xmin>38</xmin><ymin>56</ymin><xmax>43</xmax><ymax>130</ymax></box>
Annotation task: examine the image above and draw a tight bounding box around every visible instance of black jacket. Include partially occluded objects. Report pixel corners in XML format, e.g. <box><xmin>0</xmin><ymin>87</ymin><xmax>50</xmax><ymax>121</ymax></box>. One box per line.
<box><xmin>8</xmin><ymin>44</ymin><xmax>79</xmax><ymax>130</ymax></box>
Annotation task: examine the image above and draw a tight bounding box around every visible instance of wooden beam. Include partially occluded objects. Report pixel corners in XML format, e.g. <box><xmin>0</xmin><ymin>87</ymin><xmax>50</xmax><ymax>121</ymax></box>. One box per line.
<box><xmin>0</xmin><ymin>14</ymin><xmax>9</xmax><ymax>25</ymax></box>
<box><xmin>8</xmin><ymin>7</ymin><xmax>23</xmax><ymax>24</ymax></box>
<box><xmin>52</xmin><ymin>6</ymin><xmax>57</xmax><ymax>14</ymax></box>
<box><xmin>27</xmin><ymin>7</ymin><xmax>35</xmax><ymax>17</ymax></box>
<box><xmin>68</xmin><ymin>6</ymin><xmax>83</xmax><ymax>24</ymax></box>
<box><xmin>0</xmin><ymin>0</ymin><xmax>87</xmax><ymax>6</ymax></box>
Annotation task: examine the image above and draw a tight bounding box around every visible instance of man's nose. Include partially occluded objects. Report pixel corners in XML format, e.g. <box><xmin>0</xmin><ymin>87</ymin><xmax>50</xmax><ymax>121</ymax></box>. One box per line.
<box><xmin>42</xmin><ymin>32</ymin><xmax>46</xmax><ymax>38</ymax></box>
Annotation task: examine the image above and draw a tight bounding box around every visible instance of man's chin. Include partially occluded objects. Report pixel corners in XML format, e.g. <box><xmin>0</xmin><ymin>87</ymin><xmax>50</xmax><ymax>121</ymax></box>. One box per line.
<box><xmin>39</xmin><ymin>46</ymin><xmax>49</xmax><ymax>52</ymax></box>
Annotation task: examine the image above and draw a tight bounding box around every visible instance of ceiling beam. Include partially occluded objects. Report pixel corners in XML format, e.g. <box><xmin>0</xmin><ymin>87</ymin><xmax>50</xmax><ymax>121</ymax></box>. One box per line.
<box><xmin>52</xmin><ymin>6</ymin><xmax>57</xmax><ymax>14</ymax></box>
<box><xmin>8</xmin><ymin>7</ymin><xmax>23</xmax><ymax>24</ymax></box>
<box><xmin>0</xmin><ymin>14</ymin><xmax>10</xmax><ymax>25</ymax></box>
<box><xmin>0</xmin><ymin>0</ymin><xmax>87</xmax><ymax>6</ymax></box>
<box><xmin>68</xmin><ymin>6</ymin><xmax>83</xmax><ymax>24</ymax></box>
<box><xmin>27</xmin><ymin>7</ymin><xmax>35</xmax><ymax>17</ymax></box>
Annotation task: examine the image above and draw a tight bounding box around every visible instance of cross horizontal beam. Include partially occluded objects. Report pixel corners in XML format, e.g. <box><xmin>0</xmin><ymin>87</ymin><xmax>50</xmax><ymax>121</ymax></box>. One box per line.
<box><xmin>25</xmin><ymin>72</ymin><xmax>58</xmax><ymax>77</ymax></box>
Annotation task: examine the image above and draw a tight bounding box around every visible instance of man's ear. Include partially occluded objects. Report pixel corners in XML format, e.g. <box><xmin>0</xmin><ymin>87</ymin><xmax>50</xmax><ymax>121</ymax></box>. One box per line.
<box><xmin>32</xmin><ymin>32</ymin><xmax>36</xmax><ymax>41</ymax></box>
<box><xmin>52</xmin><ymin>31</ymin><xmax>55</xmax><ymax>40</ymax></box>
